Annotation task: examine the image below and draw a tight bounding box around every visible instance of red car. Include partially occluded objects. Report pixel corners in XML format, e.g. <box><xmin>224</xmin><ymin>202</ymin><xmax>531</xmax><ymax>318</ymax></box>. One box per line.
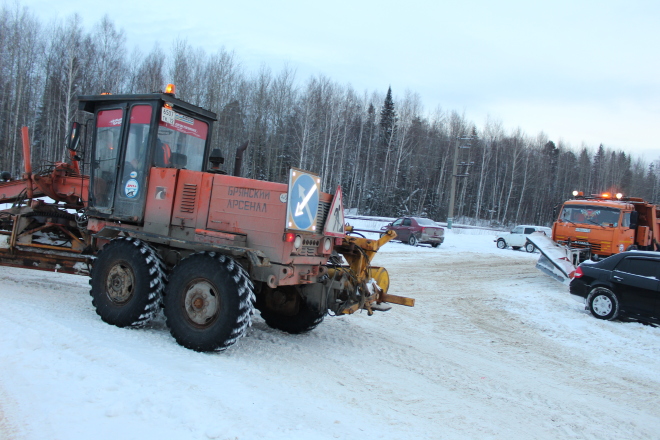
<box><xmin>381</xmin><ymin>217</ymin><xmax>445</xmax><ymax>247</ymax></box>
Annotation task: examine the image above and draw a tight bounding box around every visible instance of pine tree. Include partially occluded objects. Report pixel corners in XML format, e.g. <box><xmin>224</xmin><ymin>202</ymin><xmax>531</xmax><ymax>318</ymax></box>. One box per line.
<box><xmin>379</xmin><ymin>86</ymin><xmax>397</xmax><ymax>143</ymax></box>
<box><xmin>592</xmin><ymin>144</ymin><xmax>606</xmax><ymax>192</ymax></box>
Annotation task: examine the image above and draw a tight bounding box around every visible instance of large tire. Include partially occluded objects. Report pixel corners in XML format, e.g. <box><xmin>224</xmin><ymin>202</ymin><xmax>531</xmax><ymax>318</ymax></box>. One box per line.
<box><xmin>408</xmin><ymin>235</ymin><xmax>418</xmax><ymax>246</ymax></box>
<box><xmin>257</xmin><ymin>286</ymin><xmax>326</xmax><ymax>334</ymax></box>
<box><xmin>89</xmin><ymin>237</ymin><xmax>165</xmax><ymax>328</ymax></box>
<box><xmin>525</xmin><ymin>241</ymin><xmax>536</xmax><ymax>253</ymax></box>
<box><xmin>496</xmin><ymin>239</ymin><xmax>507</xmax><ymax>249</ymax></box>
<box><xmin>163</xmin><ymin>252</ymin><xmax>254</xmax><ymax>352</ymax></box>
<box><xmin>587</xmin><ymin>287</ymin><xmax>620</xmax><ymax>320</ymax></box>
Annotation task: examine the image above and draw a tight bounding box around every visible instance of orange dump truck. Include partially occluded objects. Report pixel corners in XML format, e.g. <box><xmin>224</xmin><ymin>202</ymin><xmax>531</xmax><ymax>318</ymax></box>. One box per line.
<box><xmin>531</xmin><ymin>192</ymin><xmax>660</xmax><ymax>283</ymax></box>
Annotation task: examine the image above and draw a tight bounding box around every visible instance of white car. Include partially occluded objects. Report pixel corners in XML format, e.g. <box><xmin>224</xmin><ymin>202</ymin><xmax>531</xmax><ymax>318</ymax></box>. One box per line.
<box><xmin>495</xmin><ymin>225</ymin><xmax>552</xmax><ymax>252</ymax></box>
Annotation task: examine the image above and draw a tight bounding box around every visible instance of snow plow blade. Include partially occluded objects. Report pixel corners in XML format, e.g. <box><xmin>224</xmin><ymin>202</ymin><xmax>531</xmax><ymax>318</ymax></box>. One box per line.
<box><xmin>527</xmin><ymin>233</ymin><xmax>579</xmax><ymax>285</ymax></box>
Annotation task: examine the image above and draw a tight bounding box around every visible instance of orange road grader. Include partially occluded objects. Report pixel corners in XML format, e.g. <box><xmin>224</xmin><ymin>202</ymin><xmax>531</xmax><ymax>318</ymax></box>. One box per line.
<box><xmin>0</xmin><ymin>86</ymin><xmax>413</xmax><ymax>352</ymax></box>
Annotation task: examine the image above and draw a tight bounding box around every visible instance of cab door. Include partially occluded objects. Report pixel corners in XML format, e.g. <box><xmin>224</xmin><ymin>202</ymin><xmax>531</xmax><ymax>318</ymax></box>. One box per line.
<box><xmin>90</xmin><ymin>107</ymin><xmax>124</xmax><ymax>214</ymax></box>
<box><xmin>112</xmin><ymin>104</ymin><xmax>154</xmax><ymax>221</ymax></box>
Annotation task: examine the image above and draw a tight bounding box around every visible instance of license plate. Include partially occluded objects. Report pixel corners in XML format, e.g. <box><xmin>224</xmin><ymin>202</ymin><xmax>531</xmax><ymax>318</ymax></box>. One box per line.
<box><xmin>161</xmin><ymin>107</ymin><xmax>176</xmax><ymax>125</ymax></box>
<box><xmin>575</xmin><ymin>228</ymin><xmax>591</xmax><ymax>233</ymax></box>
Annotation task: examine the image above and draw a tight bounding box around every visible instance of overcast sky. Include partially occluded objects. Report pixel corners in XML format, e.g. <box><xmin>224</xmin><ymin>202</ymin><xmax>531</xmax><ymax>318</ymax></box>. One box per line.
<box><xmin>12</xmin><ymin>0</ymin><xmax>660</xmax><ymax>159</ymax></box>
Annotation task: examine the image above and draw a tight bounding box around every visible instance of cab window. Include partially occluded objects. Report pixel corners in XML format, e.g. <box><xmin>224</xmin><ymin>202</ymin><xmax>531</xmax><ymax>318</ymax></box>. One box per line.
<box><xmin>622</xmin><ymin>212</ymin><xmax>631</xmax><ymax>228</ymax></box>
<box><xmin>92</xmin><ymin>108</ymin><xmax>123</xmax><ymax>209</ymax></box>
<box><xmin>156</xmin><ymin>109</ymin><xmax>209</xmax><ymax>171</ymax></box>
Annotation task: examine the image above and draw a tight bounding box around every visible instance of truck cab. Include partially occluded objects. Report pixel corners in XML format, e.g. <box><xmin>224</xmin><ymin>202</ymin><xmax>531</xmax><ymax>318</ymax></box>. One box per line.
<box><xmin>553</xmin><ymin>193</ymin><xmax>660</xmax><ymax>259</ymax></box>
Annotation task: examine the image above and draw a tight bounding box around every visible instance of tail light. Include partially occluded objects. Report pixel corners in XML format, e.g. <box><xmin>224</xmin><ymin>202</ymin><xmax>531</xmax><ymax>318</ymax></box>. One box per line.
<box><xmin>282</xmin><ymin>232</ymin><xmax>302</xmax><ymax>250</ymax></box>
<box><xmin>573</xmin><ymin>266</ymin><xmax>583</xmax><ymax>279</ymax></box>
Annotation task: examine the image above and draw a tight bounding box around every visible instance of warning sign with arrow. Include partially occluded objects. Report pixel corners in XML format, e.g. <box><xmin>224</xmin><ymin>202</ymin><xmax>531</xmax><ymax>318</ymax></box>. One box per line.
<box><xmin>286</xmin><ymin>168</ymin><xmax>321</xmax><ymax>232</ymax></box>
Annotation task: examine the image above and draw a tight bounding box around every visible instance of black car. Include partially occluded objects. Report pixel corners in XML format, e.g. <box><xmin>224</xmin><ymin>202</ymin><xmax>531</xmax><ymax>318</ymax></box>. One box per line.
<box><xmin>569</xmin><ymin>251</ymin><xmax>660</xmax><ymax>324</ymax></box>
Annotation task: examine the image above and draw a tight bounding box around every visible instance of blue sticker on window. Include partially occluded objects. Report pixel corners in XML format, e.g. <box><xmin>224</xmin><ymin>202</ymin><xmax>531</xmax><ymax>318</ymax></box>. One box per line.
<box><xmin>125</xmin><ymin>179</ymin><xmax>139</xmax><ymax>198</ymax></box>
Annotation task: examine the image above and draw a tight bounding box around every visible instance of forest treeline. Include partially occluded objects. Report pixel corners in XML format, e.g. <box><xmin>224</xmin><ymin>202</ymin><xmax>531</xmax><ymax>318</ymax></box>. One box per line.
<box><xmin>1</xmin><ymin>5</ymin><xmax>658</xmax><ymax>227</ymax></box>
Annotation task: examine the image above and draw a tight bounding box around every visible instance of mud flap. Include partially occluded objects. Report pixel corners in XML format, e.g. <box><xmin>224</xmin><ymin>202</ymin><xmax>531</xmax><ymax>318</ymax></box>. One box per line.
<box><xmin>527</xmin><ymin>233</ymin><xmax>580</xmax><ymax>285</ymax></box>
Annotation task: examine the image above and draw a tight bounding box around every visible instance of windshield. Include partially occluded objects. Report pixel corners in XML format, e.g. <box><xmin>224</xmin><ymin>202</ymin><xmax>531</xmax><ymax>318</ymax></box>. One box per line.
<box><xmin>560</xmin><ymin>205</ymin><xmax>621</xmax><ymax>227</ymax></box>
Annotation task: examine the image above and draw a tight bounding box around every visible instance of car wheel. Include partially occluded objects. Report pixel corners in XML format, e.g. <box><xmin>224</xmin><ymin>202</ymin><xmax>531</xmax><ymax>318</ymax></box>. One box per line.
<box><xmin>431</xmin><ymin>242</ymin><xmax>440</xmax><ymax>248</ymax></box>
<box><xmin>525</xmin><ymin>242</ymin><xmax>535</xmax><ymax>253</ymax></box>
<box><xmin>408</xmin><ymin>235</ymin><xmax>418</xmax><ymax>246</ymax></box>
<box><xmin>586</xmin><ymin>287</ymin><xmax>620</xmax><ymax>320</ymax></box>
<box><xmin>496</xmin><ymin>239</ymin><xmax>507</xmax><ymax>249</ymax></box>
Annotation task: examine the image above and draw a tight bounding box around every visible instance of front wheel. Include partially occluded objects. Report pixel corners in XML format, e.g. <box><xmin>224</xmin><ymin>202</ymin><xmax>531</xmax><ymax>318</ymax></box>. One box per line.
<box><xmin>431</xmin><ymin>242</ymin><xmax>440</xmax><ymax>248</ymax></box>
<box><xmin>587</xmin><ymin>287</ymin><xmax>620</xmax><ymax>320</ymax></box>
<box><xmin>496</xmin><ymin>239</ymin><xmax>507</xmax><ymax>249</ymax></box>
<box><xmin>89</xmin><ymin>237</ymin><xmax>165</xmax><ymax>328</ymax></box>
<box><xmin>408</xmin><ymin>235</ymin><xmax>418</xmax><ymax>246</ymax></box>
<box><xmin>164</xmin><ymin>253</ymin><xmax>255</xmax><ymax>352</ymax></box>
<box><xmin>525</xmin><ymin>242</ymin><xmax>536</xmax><ymax>253</ymax></box>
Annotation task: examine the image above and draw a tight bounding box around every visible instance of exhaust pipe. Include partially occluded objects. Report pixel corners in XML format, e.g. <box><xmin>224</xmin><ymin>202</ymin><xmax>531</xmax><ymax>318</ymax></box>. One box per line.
<box><xmin>21</xmin><ymin>127</ymin><xmax>33</xmax><ymax>200</ymax></box>
<box><xmin>233</xmin><ymin>140</ymin><xmax>249</xmax><ymax>177</ymax></box>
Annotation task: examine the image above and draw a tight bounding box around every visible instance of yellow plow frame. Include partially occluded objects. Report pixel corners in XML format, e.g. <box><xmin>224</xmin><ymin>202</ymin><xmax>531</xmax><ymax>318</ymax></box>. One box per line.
<box><xmin>330</xmin><ymin>227</ymin><xmax>415</xmax><ymax>315</ymax></box>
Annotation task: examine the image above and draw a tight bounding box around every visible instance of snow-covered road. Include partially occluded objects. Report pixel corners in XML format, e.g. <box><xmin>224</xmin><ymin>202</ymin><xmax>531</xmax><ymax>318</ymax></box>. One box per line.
<box><xmin>1</xmin><ymin>226</ymin><xmax>659</xmax><ymax>440</ymax></box>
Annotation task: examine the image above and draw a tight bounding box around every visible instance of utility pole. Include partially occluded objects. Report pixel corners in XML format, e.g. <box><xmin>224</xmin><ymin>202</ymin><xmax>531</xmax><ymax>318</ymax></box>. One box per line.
<box><xmin>446</xmin><ymin>135</ymin><xmax>476</xmax><ymax>229</ymax></box>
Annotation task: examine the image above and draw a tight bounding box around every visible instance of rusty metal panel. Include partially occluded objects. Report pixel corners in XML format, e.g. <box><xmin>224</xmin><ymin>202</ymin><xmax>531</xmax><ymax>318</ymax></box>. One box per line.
<box><xmin>170</xmin><ymin>169</ymin><xmax>206</xmax><ymax>230</ymax></box>
<box><xmin>207</xmin><ymin>175</ymin><xmax>288</xmax><ymax>261</ymax></box>
<box><xmin>143</xmin><ymin>168</ymin><xmax>178</xmax><ymax>235</ymax></box>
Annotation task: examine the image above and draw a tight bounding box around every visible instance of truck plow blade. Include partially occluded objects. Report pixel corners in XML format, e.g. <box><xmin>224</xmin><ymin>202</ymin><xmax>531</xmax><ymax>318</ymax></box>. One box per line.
<box><xmin>527</xmin><ymin>233</ymin><xmax>578</xmax><ymax>285</ymax></box>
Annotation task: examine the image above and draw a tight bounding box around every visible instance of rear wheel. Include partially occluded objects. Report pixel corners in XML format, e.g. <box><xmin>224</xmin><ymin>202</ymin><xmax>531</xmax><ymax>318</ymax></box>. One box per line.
<box><xmin>431</xmin><ymin>242</ymin><xmax>440</xmax><ymax>248</ymax></box>
<box><xmin>525</xmin><ymin>242</ymin><xmax>536</xmax><ymax>253</ymax></box>
<box><xmin>164</xmin><ymin>253</ymin><xmax>254</xmax><ymax>352</ymax></box>
<box><xmin>587</xmin><ymin>287</ymin><xmax>619</xmax><ymax>320</ymax></box>
<box><xmin>89</xmin><ymin>237</ymin><xmax>165</xmax><ymax>328</ymax></box>
<box><xmin>408</xmin><ymin>235</ymin><xmax>418</xmax><ymax>246</ymax></box>
<box><xmin>496</xmin><ymin>239</ymin><xmax>507</xmax><ymax>249</ymax></box>
<box><xmin>257</xmin><ymin>286</ymin><xmax>326</xmax><ymax>334</ymax></box>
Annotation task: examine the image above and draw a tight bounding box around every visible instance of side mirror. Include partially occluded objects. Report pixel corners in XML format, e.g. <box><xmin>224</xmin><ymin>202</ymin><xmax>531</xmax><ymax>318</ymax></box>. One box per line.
<box><xmin>208</xmin><ymin>148</ymin><xmax>226</xmax><ymax>174</ymax></box>
<box><xmin>67</xmin><ymin>122</ymin><xmax>82</xmax><ymax>152</ymax></box>
<box><xmin>209</xmin><ymin>149</ymin><xmax>224</xmax><ymax>166</ymax></box>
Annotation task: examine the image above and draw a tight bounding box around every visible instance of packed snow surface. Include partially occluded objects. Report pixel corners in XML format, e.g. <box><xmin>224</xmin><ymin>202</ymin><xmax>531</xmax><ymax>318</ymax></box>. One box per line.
<box><xmin>1</xmin><ymin>219</ymin><xmax>659</xmax><ymax>440</ymax></box>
